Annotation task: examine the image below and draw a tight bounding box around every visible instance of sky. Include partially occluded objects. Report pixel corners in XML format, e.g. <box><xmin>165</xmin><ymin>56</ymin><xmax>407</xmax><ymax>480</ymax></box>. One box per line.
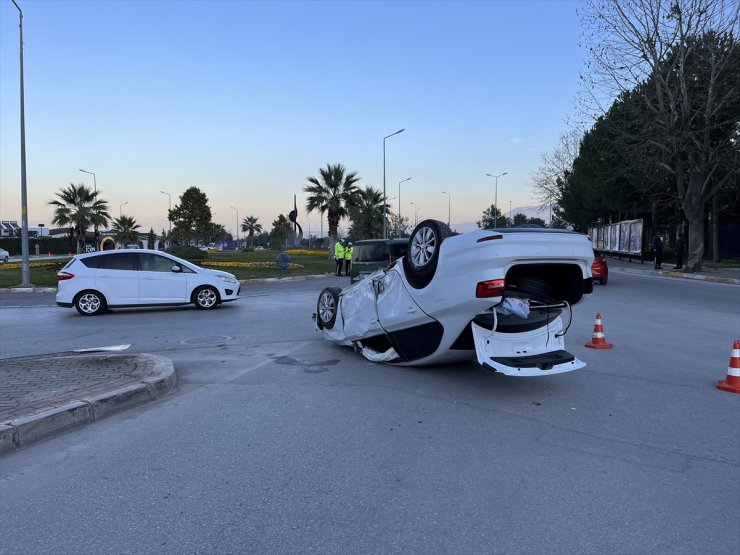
<box><xmin>0</xmin><ymin>0</ymin><xmax>584</xmax><ymax>237</ymax></box>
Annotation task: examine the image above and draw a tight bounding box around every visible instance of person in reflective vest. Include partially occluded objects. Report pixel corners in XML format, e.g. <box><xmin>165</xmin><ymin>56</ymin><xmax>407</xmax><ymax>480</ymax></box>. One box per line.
<box><xmin>344</xmin><ymin>242</ymin><xmax>353</xmax><ymax>277</ymax></box>
<box><xmin>334</xmin><ymin>240</ymin><xmax>345</xmax><ymax>276</ymax></box>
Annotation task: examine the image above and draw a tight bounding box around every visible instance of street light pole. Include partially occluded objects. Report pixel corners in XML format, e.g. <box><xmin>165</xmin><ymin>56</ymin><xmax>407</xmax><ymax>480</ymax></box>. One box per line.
<box><xmin>398</xmin><ymin>177</ymin><xmax>411</xmax><ymax>226</ymax></box>
<box><xmin>119</xmin><ymin>202</ymin><xmax>128</xmax><ymax>218</ymax></box>
<box><xmin>231</xmin><ymin>206</ymin><xmax>239</xmax><ymax>246</ymax></box>
<box><xmin>79</xmin><ymin>168</ymin><xmax>98</xmax><ymax>250</ymax></box>
<box><xmin>12</xmin><ymin>0</ymin><xmax>30</xmax><ymax>286</ymax></box>
<box><xmin>485</xmin><ymin>172</ymin><xmax>507</xmax><ymax>228</ymax></box>
<box><xmin>441</xmin><ymin>191</ymin><xmax>451</xmax><ymax>227</ymax></box>
<box><xmin>410</xmin><ymin>201</ymin><xmax>419</xmax><ymax>227</ymax></box>
<box><xmin>160</xmin><ymin>191</ymin><xmax>171</xmax><ymax>237</ymax></box>
<box><xmin>383</xmin><ymin>128</ymin><xmax>405</xmax><ymax>239</ymax></box>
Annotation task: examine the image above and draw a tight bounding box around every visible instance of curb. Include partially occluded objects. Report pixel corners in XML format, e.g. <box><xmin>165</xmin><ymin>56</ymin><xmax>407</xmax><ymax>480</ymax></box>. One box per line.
<box><xmin>0</xmin><ymin>354</ymin><xmax>177</xmax><ymax>456</ymax></box>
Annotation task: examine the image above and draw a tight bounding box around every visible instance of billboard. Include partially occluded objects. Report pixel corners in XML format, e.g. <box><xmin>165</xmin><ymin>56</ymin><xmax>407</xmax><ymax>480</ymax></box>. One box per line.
<box><xmin>591</xmin><ymin>219</ymin><xmax>643</xmax><ymax>255</ymax></box>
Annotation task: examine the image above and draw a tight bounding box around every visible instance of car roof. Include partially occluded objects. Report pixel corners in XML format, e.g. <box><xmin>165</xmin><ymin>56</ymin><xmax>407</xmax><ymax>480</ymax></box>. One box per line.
<box><xmin>76</xmin><ymin>249</ymin><xmax>168</xmax><ymax>258</ymax></box>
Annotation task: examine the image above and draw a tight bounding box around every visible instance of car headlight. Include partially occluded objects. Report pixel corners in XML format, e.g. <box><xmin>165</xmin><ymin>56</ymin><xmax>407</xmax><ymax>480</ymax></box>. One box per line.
<box><xmin>217</xmin><ymin>275</ymin><xmax>238</xmax><ymax>284</ymax></box>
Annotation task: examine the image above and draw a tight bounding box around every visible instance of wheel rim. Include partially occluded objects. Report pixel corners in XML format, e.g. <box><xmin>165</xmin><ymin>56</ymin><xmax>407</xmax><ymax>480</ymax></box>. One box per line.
<box><xmin>79</xmin><ymin>293</ymin><xmax>101</xmax><ymax>314</ymax></box>
<box><xmin>197</xmin><ymin>288</ymin><xmax>217</xmax><ymax>308</ymax></box>
<box><xmin>318</xmin><ymin>291</ymin><xmax>336</xmax><ymax>323</ymax></box>
<box><xmin>410</xmin><ymin>226</ymin><xmax>436</xmax><ymax>266</ymax></box>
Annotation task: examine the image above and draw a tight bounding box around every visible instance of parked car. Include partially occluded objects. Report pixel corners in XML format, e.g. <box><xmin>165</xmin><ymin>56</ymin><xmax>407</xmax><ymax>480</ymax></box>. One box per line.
<box><xmin>0</xmin><ymin>247</ymin><xmax>8</xmax><ymax>263</ymax></box>
<box><xmin>315</xmin><ymin>220</ymin><xmax>594</xmax><ymax>376</ymax></box>
<box><xmin>350</xmin><ymin>238</ymin><xmax>408</xmax><ymax>282</ymax></box>
<box><xmin>592</xmin><ymin>251</ymin><xmax>608</xmax><ymax>284</ymax></box>
<box><xmin>56</xmin><ymin>249</ymin><xmax>240</xmax><ymax>316</ymax></box>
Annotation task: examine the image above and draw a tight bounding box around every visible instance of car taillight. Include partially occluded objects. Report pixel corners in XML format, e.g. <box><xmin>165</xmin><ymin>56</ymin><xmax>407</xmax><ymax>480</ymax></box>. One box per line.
<box><xmin>476</xmin><ymin>234</ymin><xmax>503</xmax><ymax>243</ymax></box>
<box><xmin>57</xmin><ymin>271</ymin><xmax>75</xmax><ymax>281</ymax></box>
<box><xmin>476</xmin><ymin>279</ymin><xmax>505</xmax><ymax>298</ymax></box>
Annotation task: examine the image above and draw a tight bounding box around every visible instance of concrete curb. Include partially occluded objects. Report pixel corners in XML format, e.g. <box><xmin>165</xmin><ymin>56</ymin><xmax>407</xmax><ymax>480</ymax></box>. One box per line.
<box><xmin>0</xmin><ymin>354</ymin><xmax>177</xmax><ymax>456</ymax></box>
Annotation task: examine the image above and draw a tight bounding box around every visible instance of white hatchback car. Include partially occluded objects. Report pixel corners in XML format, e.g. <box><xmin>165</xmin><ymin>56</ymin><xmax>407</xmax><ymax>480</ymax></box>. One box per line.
<box><xmin>56</xmin><ymin>249</ymin><xmax>240</xmax><ymax>315</ymax></box>
<box><xmin>315</xmin><ymin>220</ymin><xmax>594</xmax><ymax>376</ymax></box>
<box><xmin>0</xmin><ymin>247</ymin><xmax>9</xmax><ymax>263</ymax></box>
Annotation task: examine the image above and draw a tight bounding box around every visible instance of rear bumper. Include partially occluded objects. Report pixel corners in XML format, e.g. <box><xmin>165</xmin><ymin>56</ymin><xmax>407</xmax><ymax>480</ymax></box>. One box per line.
<box><xmin>471</xmin><ymin>320</ymin><xmax>585</xmax><ymax>376</ymax></box>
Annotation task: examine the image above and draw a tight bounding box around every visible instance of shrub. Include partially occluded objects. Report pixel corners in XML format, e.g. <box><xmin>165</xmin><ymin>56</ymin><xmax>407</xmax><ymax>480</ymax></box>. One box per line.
<box><xmin>167</xmin><ymin>246</ymin><xmax>207</xmax><ymax>261</ymax></box>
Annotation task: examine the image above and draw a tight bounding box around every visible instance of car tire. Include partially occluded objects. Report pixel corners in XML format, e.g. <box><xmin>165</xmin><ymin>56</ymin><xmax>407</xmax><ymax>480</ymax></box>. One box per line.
<box><xmin>193</xmin><ymin>285</ymin><xmax>220</xmax><ymax>309</ymax></box>
<box><xmin>2</xmin><ymin>256</ymin><xmax>7</xmax><ymax>263</ymax></box>
<box><xmin>74</xmin><ymin>290</ymin><xmax>107</xmax><ymax>316</ymax></box>
<box><xmin>316</xmin><ymin>287</ymin><xmax>341</xmax><ymax>330</ymax></box>
<box><xmin>403</xmin><ymin>219</ymin><xmax>452</xmax><ymax>289</ymax></box>
<box><xmin>505</xmin><ymin>276</ymin><xmax>553</xmax><ymax>302</ymax></box>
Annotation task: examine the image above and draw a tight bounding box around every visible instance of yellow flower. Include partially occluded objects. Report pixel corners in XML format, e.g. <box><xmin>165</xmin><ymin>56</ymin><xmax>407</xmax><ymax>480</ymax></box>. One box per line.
<box><xmin>201</xmin><ymin>261</ymin><xmax>305</xmax><ymax>269</ymax></box>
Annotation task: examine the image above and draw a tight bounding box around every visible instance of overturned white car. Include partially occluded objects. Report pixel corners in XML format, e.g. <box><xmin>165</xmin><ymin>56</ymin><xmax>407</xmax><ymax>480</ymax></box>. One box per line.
<box><xmin>314</xmin><ymin>220</ymin><xmax>595</xmax><ymax>376</ymax></box>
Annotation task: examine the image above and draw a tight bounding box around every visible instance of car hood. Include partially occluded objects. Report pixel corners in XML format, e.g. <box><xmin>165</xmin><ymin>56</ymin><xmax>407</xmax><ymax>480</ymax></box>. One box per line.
<box><xmin>200</xmin><ymin>267</ymin><xmax>237</xmax><ymax>280</ymax></box>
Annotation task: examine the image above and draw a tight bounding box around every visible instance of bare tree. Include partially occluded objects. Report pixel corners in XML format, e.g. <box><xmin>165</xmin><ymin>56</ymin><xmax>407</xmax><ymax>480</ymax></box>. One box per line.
<box><xmin>579</xmin><ymin>0</ymin><xmax>740</xmax><ymax>271</ymax></box>
<box><xmin>529</xmin><ymin>124</ymin><xmax>584</xmax><ymax>223</ymax></box>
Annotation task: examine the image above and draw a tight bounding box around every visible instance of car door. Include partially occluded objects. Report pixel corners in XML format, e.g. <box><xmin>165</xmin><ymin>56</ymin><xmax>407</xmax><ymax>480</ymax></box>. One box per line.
<box><xmin>138</xmin><ymin>253</ymin><xmax>188</xmax><ymax>304</ymax></box>
<box><xmin>94</xmin><ymin>252</ymin><xmax>140</xmax><ymax>305</ymax></box>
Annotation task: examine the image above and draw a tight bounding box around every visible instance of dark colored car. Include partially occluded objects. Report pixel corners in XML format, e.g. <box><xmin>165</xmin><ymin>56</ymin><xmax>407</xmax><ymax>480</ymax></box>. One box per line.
<box><xmin>350</xmin><ymin>239</ymin><xmax>408</xmax><ymax>283</ymax></box>
<box><xmin>592</xmin><ymin>251</ymin><xmax>608</xmax><ymax>284</ymax></box>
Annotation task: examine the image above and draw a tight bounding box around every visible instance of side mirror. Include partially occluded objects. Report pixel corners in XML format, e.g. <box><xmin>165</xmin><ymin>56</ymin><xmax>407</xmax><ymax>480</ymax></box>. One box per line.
<box><xmin>171</xmin><ymin>265</ymin><xmax>181</xmax><ymax>273</ymax></box>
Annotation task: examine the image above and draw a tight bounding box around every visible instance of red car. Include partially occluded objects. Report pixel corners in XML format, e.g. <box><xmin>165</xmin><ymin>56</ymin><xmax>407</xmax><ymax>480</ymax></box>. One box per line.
<box><xmin>592</xmin><ymin>251</ymin><xmax>608</xmax><ymax>285</ymax></box>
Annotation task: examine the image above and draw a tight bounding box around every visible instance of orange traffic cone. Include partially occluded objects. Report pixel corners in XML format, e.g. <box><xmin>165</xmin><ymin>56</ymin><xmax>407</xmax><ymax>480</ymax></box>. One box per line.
<box><xmin>585</xmin><ymin>312</ymin><xmax>613</xmax><ymax>349</ymax></box>
<box><xmin>716</xmin><ymin>340</ymin><xmax>740</xmax><ymax>393</ymax></box>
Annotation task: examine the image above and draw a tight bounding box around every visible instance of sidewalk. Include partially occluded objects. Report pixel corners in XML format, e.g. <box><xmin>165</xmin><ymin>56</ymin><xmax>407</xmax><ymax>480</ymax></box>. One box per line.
<box><xmin>0</xmin><ymin>352</ymin><xmax>176</xmax><ymax>455</ymax></box>
<box><xmin>606</xmin><ymin>256</ymin><xmax>740</xmax><ymax>285</ymax></box>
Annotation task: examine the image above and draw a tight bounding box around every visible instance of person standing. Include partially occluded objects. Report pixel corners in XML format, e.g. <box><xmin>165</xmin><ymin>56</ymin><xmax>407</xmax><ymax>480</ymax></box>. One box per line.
<box><xmin>674</xmin><ymin>233</ymin><xmax>684</xmax><ymax>269</ymax></box>
<box><xmin>652</xmin><ymin>233</ymin><xmax>664</xmax><ymax>269</ymax></box>
<box><xmin>334</xmin><ymin>239</ymin><xmax>345</xmax><ymax>276</ymax></box>
<box><xmin>344</xmin><ymin>241</ymin><xmax>353</xmax><ymax>277</ymax></box>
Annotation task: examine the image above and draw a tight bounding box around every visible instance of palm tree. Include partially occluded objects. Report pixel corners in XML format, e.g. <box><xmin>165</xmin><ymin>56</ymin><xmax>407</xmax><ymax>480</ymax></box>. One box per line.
<box><xmin>304</xmin><ymin>163</ymin><xmax>361</xmax><ymax>244</ymax></box>
<box><xmin>241</xmin><ymin>215</ymin><xmax>263</xmax><ymax>248</ymax></box>
<box><xmin>49</xmin><ymin>183</ymin><xmax>110</xmax><ymax>253</ymax></box>
<box><xmin>110</xmin><ymin>215</ymin><xmax>141</xmax><ymax>247</ymax></box>
<box><xmin>348</xmin><ymin>186</ymin><xmax>387</xmax><ymax>239</ymax></box>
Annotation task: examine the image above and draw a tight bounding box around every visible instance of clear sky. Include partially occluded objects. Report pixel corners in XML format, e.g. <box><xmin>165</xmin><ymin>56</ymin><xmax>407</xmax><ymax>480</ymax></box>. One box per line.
<box><xmin>0</xmin><ymin>0</ymin><xmax>583</xmax><ymax>237</ymax></box>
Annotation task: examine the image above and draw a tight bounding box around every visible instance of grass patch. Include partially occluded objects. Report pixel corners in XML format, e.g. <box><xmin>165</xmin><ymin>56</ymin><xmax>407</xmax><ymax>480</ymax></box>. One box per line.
<box><xmin>0</xmin><ymin>251</ymin><xmax>335</xmax><ymax>288</ymax></box>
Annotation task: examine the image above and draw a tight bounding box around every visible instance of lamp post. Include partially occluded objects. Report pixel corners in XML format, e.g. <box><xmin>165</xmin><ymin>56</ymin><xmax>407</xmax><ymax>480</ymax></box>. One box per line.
<box><xmin>79</xmin><ymin>168</ymin><xmax>98</xmax><ymax>250</ymax></box>
<box><xmin>410</xmin><ymin>201</ymin><xmax>419</xmax><ymax>227</ymax></box>
<box><xmin>383</xmin><ymin>128</ymin><xmax>405</xmax><ymax>239</ymax></box>
<box><xmin>398</xmin><ymin>177</ymin><xmax>411</xmax><ymax>224</ymax></box>
<box><xmin>11</xmin><ymin>1</ymin><xmax>30</xmax><ymax>285</ymax></box>
<box><xmin>159</xmin><ymin>191</ymin><xmax>171</xmax><ymax>236</ymax></box>
<box><xmin>231</xmin><ymin>206</ymin><xmax>239</xmax><ymax>246</ymax></box>
<box><xmin>485</xmin><ymin>172</ymin><xmax>507</xmax><ymax>227</ymax></box>
<box><xmin>119</xmin><ymin>202</ymin><xmax>128</xmax><ymax>218</ymax></box>
<box><xmin>441</xmin><ymin>191</ymin><xmax>451</xmax><ymax>227</ymax></box>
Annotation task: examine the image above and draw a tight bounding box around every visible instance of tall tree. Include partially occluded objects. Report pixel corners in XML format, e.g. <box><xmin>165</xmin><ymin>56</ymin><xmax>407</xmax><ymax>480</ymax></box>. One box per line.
<box><xmin>241</xmin><ymin>215</ymin><xmax>263</xmax><ymax>248</ymax></box>
<box><xmin>168</xmin><ymin>187</ymin><xmax>214</xmax><ymax>246</ymax></box>
<box><xmin>348</xmin><ymin>186</ymin><xmax>386</xmax><ymax>240</ymax></box>
<box><xmin>110</xmin><ymin>215</ymin><xmax>141</xmax><ymax>247</ymax></box>
<box><xmin>270</xmin><ymin>214</ymin><xmax>292</xmax><ymax>248</ymax></box>
<box><xmin>477</xmin><ymin>205</ymin><xmax>510</xmax><ymax>229</ymax></box>
<box><xmin>580</xmin><ymin>0</ymin><xmax>740</xmax><ymax>271</ymax></box>
<box><xmin>48</xmin><ymin>183</ymin><xmax>110</xmax><ymax>253</ymax></box>
<box><xmin>387</xmin><ymin>213</ymin><xmax>411</xmax><ymax>238</ymax></box>
<box><xmin>304</xmin><ymin>163</ymin><xmax>361</xmax><ymax>246</ymax></box>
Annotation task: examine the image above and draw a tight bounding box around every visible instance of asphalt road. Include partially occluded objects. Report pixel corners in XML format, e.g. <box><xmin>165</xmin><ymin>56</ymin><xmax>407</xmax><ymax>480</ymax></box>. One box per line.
<box><xmin>0</xmin><ymin>272</ymin><xmax>739</xmax><ymax>554</ymax></box>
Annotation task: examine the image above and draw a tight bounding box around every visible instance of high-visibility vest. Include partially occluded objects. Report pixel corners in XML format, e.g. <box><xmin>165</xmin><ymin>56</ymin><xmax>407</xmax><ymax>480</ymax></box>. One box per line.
<box><xmin>344</xmin><ymin>246</ymin><xmax>353</xmax><ymax>260</ymax></box>
<box><xmin>334</xmin><ymin>241</ymin><xmax>345</xmax><ymax>258</ymax></box>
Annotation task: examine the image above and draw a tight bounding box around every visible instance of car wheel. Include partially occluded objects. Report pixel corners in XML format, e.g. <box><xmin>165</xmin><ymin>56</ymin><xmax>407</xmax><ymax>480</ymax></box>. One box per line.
<box><xmin>193</xmin><ymin>285</ymin><xmax>219</xmax><ymax>309</ymax></box>
<box><xmin>316</xmin><ymin>287</ymin><xmax>341</xmax><ymax>330</ymax></box>
<box><xmin>74</xmin><ymin>290</ymin><xmax>106</xmax><ymax>316</ymax></box>
<box><xmin>2</xmin><ymin>256</ymin><xmax>7</xmax><ymax>263</ymax></box>
<box><xmin>403</xmin><ymin>219</ymin><xmax>452</xmax><ymax>289</ymax></box>
<box><xmin>505</xmin><ymin>276</ymin><xmax>553</xmax><ymax>302</ymax></box>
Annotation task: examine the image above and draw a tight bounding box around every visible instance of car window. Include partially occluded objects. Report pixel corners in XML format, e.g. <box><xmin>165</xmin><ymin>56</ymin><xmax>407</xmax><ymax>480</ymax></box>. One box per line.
<box><xmin>139</xmin><ymin>253</ymin><xmax>178</xmax><ymax>273</ymax></box>
<box><xmin>98</xmin><ymin>253</ymin><xmax>140</xmax><ymax>271</ymax></box>
<box><xmin>355</xmin><ymin>244</ymin><xmax>389</xmax><ymax>262</ymax></box>
<box><xmin>80</xmin><ymin>255</ymin><xmax>104</xmax><ymax>268</ymax></box>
